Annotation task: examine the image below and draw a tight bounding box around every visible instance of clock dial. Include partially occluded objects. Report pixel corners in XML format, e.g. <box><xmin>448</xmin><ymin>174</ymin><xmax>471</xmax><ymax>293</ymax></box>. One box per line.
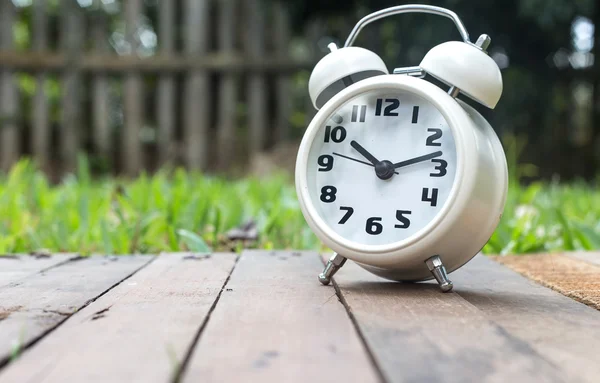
<box><xmin>306</xmin><ymin>89</ymin><xmax>457</xmax><ymax>246</ymax></box>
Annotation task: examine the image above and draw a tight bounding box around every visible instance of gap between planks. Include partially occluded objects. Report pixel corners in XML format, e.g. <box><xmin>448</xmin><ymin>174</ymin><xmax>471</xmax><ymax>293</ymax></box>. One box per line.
<box><xmin>0</xmin><ymin>255</ymin><xmax>153</xmax><ymax>369</ymax></box>
<box><xmin>0</xmin><ymin>253</ymin><xmax>237</xmax><ymax>383</ymax></box>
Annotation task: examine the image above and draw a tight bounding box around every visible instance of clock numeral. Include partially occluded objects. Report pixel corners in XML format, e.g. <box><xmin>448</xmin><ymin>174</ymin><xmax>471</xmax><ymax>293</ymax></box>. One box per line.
<box><xmin>412</xmin><ymin>106</ymin><xmax>420</xmax><ymax>124</ymax></box>
<box><xmin>365</xmin><ymin>217</ymin><xmax>383</xmax><ymax>235</ymax></box>
<box><xmin>375</xmin><ymin>98</ymin><xmax>400</xmax><ymax>117</ymax></box>
<box><xmin>318</xmin><ymin>155</ymin><xmax>334</xmax><ymax>172</ymax></box>
<box><xmin>351</xmin><ymin>105</ymin><xmax>367</xmax><ymax>123</ymax></box>
<box><xmin>395</xmin><ymin>210</ymin><xmax>412</xmax><ymax>229</ymax></box>
<box><xmin>338</xmin><ymin>206</ymin><xmax>354</xmax><ymax>224</ymax></box>
<box><xmin>422</xmin><ymin>188</ymin><xmax>439</xmax><ymax>207</ymax></box>
<box><xmin>426</xmin><ymin>128</ymin><xmax>443</xmax><ymax>146</ymax></box>
<box><xmin>324</xmin><ymin>126</ymin><xmax>347</xmax><ymax>143</ymax></box>
<box><xmin>430</xmin><ymin>159</ymin><xmax>447</xmax><ymax>177</ymax></box>
<box><xmin>320</xmin><ymin>186</ymin><xmax>337</xmax><ymax>203</ymax></box>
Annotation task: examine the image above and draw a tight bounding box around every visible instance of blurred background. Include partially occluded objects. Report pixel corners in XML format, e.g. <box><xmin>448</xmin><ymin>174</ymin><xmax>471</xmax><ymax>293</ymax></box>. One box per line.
<box><xmin>0</xmin><ymin>0</ymin><xmax>597</xmax><ymax>181</ymax></box>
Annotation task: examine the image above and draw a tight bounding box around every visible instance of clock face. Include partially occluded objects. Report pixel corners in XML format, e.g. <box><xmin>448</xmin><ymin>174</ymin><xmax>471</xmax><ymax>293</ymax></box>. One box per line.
<box><xmin>306</xmin><ymin>89</ymin><xmax>458</xmax><ymax>246</ymax></box>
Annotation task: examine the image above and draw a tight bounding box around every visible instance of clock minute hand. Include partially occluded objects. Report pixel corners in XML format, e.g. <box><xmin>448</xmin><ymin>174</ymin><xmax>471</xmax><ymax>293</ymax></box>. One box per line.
<box><xmin>393</xmin><ymin>151</ymin><xmax>443</xmax><ymax>169</ymax></box>
<box><xmin>350</xmin><ymin>140</ymin><xmax>380</xmax><ymax>165</ymax></box>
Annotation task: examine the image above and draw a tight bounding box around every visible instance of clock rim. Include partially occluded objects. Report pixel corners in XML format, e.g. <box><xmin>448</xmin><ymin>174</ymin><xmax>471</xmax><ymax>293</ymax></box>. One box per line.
<box><xmin>295</xmin><ymin>74</ymin><xmax>479</xmax><ymax>267</ymax></box>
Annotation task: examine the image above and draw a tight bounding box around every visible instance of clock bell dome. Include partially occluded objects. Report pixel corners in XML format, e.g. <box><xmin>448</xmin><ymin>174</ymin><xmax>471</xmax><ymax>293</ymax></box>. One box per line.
<box><xmin>308</xmin><ymin>43</ymin><xmax>389</xmax><ymax>110</ymax></box>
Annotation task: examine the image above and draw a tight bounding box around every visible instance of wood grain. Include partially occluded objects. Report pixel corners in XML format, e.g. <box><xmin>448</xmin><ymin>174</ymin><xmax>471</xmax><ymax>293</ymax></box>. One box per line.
<box><xmin>0</xmin><ymin>253</ymin><xmax>236</xmax><ymax>383</ymax></box>
<box><xmin>452</xmin><ymin>255</ymin><xmax>600</xmax><ymax>383</ymax></box>
<box><xmin>332</xmin><ymin>256</ymin><xmax>568</xmax><ymax>383</ymax></box>
<box><xmin>182</xmin><ymin>251</ymin><xmax>379</xmax><ymax>383</ymax></box>
<box><xmin>0</xmin><ymin>255</ymin><xmax>151</xmax><ymax>366</ymax></box>
<box><xmin>0</xmin><ymin>254</ymin><xmax>78</xmax><ymax>288</ymax></box>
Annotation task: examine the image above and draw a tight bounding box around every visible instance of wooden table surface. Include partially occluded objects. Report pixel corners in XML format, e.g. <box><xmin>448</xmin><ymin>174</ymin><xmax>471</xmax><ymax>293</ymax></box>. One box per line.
<box><xmin>0</xmin><ymin>251</ymin><xmax>598</xmax><ymax>383</ymax></box>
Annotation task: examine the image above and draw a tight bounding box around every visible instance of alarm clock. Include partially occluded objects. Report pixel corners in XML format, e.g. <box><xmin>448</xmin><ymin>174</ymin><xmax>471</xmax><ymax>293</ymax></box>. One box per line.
<box><xmin>295</xmin><ymin>4</ymin><xmax>508</xmax><ymax>292</ymax></box>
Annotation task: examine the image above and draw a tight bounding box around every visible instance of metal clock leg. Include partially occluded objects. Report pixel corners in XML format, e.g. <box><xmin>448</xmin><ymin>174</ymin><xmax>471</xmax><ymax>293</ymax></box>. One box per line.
<box><xmin>318</xmin><ymin>253</ymin><xmax>347</xmax><ymax>285</ymax></box>
<box><xmin>425</xmin><ymin>255</ymin><xmax>453</xmax><ymax>292</ymax></box>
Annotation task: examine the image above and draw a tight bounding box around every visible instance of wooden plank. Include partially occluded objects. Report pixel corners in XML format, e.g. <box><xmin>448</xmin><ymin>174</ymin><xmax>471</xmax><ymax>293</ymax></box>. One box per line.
<box><xmin>245</xmin><ymin>0</ymin><xmax>268</xmax><ymax>156</ymax></box>
<box><xmin>182</xmin><ymin>251</ymin><xmax>379</xmax><ymax>383</ymax></box>
<box><xmin>183</xmin><ymin>0</ymin><xmax>211</xmax><ymax>170</ymax></box>
<box><xmin>273</xmin><ymin>2</ymin><xmax>292</xmax><ymax>143</ymax></box>
<box><xmin>32</xmin><ymin>0</ymin><xmax>50</xmax><ymax>169</ymax></box>
<box><xmin>156</xmin><ymin>0</ymin><xmax>176</xmax><ymax>166</ymax></box>
<box><xmin>216</xmin><ymin>0</ymin><xmax>238</xmax><ymax>170</ymax></box>
<box><xmin>331</xmin><ymin>256</ymin><xmax>568</xmax><ymax>383</ymax></box>
<box><xmin>0</xmin><ymin>1</ymin><xmax>19</xmax><ymax>171</ymax></box>
<box><xmin>91</xmin><ymin>0</ymin><xmax>112</xmax><ymax>160</ymax></box>
<box><xmin>0</xmin><ymin>255</ymin><xmax>151</xmax><ymax>366</ymax></box>
<box><xmin>452</xmin><ymin>255</ymin><xmax>600</xmax><ymax>383</ymax></box>
<box><xmin>0</xmin><ymin>52</ymin><xmax>314</xmax><ymax>73</ymax></box>
<box><xmin>59</xmin><ymin>0</ymin><xmax>84</xmax><ymax>173</ymax></box>
<box><xmin>566</xmin><ymin>251</ymin><xmax>600</xmax><ymax>266</ymax></box>
<box><xmin>123</xmin><ymin>0</ymin><xmax>144</xmax><ymax>175</ymax></box>
<box><xmin>0</xmin><ymin>253</ymin><xmax>236</xmax><ymax>383</ymax></box>
<box><xmin>0</xmin><ymin>254</ymin><xmax>78</xmax><ymax>288</ymax></box>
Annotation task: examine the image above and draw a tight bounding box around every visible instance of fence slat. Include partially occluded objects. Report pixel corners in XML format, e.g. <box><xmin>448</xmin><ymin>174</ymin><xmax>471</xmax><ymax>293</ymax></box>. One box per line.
<box><xmin>274</xmin><ymin>2</ymin><xmax>292</xmax><ymax>143</ymax></box>
<box><xmin>32</xmin><ymin>0</ymin><xmax>49</xmax><ymax>169</ymax></box>
<box><xmin>245</xmin><ymin>0</ymin><xmax>268</xmax><ymax>155</ymax></box>
<box><xmin>59</xmin><ymin>0</ymin><xmax>84</xmax><ymax>174</ymax></box>
<box><xmin>216</xmin><ymin>0</ymin><xmax>238</xmax><ymax>169</ymax></box>
<box><xmin>123</xmin><ymin>0</ymin><xmax>144</xmax><ymax>175</ymax></box>
<box><xmin>156</xmin><ymin>0</ymin><xmax>176</xmax><ymax>166</ymax></box>
<box><xmin>184</xmin><ymin>0</ymin><xmax>211</xmax><ymax>170</ymax></box>
<box><xmin>0</xmin><ymin>1</ymin><xmax>19</xmax><ymax>171</ymax></box>
<box><xmin>92</xmin><ymin>1</ymin><xmax>111</xmax><ymax>161</ymax></box>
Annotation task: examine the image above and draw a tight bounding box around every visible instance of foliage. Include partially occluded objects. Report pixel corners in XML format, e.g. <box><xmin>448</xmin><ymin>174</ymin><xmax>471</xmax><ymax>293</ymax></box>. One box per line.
<box><xmin>0</xmin><ymin>157</ymin><xmax>599</xmax><ymax>256</ymax></box>
<box><xmin>0</xmin><ymin>157</ymin><xmax>319</xmax><ymax>255</ymax></box>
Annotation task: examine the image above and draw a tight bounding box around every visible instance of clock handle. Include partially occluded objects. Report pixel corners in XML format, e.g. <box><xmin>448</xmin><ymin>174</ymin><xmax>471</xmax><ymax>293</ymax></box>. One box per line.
<box><xmin>344</xmin><ymin>4</ymin><xmax>471</xmax><ymax>48</ymax></box>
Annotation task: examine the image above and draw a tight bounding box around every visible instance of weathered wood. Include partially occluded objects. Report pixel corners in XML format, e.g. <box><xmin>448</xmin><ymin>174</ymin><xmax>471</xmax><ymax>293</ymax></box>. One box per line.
<box><xmin>156</xmin><ymin>0</ymin><xmax>176</xmax><ymax>165</ymax></box>
<box><xmin>123</xmin><ymin>0</ymin><xmax>144</xmax><ymax>175</ymax></box>
<box><xmin>245</xmin><ymin>0</ymin><xmax>268</xmax><ymax>156</ymax></box>
<box><xmin>182</xmin><ymin>251</ymin><xmax>379</xmax><ymax>383</ymax></box>
<box><xmin>274</xmin><ymin>2</ymin><xmax>292</xmax><ymax>142</ymax></box>
<box><xmin>566</xmin><ymin>251</ymin><xmax>600</xmax><ymax>266</ymax></box>
<box><xmin>452</xmin><ymin>255</ymin><xmax>600</xmax><ymax>383</ymax></box>
<box><xmin>183</xmin><ymin>0</ymin><xmax>211</xmax><ymax>170</ymax></box>
<box><xmin>0</xmin><ymin>52</ymin><xmax>314</xmax><ymax>73</ymax></box>
<box><xmin>331</xmin><ymin>256</ymin><xmax>568</xmax><ymax>383</ymax></box>
<box><xmin>216</xmin><ymin>0</ymin><xmax>238</xmax><ymax>170</ymax></box>
<box><xmin>32</xmin><ymin>0</ymin><xmax>50</xmax><ymax>168</ymax></box>
<box><xmin>0</xmin><ymin>253</ymin><xmax>236</xmax><ymax>383</ymax></box>
<box><xmin>91</xmin><ymin>0</ymin><xmax>111</xmax><ymax>160</ymax></box>
<box><xmin>0</xmin><ymin>1</ymin><xmax>19</xmax><ymax>171</ymax></box>
<box><xmin>0</xmin><ymin>254</ymin><xmax>78</xmax><ymax>288</ymax></box>
<box><xmin>59</xmin><ymin>0</ymin><xmax>84</xmax><ymax>173</ymax></box>
<box><xmin>0</xmin><ymin>255</ymin><xmax>151</xmax><ymax>367</ymax></box>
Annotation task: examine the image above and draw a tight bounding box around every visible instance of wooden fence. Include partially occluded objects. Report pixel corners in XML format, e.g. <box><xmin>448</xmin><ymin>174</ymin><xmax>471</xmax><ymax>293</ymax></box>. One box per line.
<box><xmin>0</xmin><ymin>0</ymin><xmax>322</xmax><ymax>177</ymax></box>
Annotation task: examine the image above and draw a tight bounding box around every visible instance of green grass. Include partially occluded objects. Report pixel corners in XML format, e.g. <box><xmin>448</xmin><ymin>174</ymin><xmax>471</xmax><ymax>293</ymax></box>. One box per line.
<box><xmin>0</xmin><ymin>154</ymin><xmax>599</xmax><ymax>256</ymax></box>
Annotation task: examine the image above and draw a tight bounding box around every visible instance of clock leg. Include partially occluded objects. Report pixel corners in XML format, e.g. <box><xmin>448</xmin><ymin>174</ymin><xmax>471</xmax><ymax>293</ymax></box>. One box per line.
<box><xmin>318</xmin><ymin>253</ymin><xmax>347</xmax><ymax>285</ymax></box>
<box><xmin>425</xmin><ymin>255</ymin><xmax>454</xmax><ymax>292</ymax></box>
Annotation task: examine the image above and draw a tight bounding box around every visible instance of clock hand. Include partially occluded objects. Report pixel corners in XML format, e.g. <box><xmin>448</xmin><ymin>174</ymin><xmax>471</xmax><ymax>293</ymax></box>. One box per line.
<box><xmin>333</xmin><ymin>152</ymin><xmax>399</xmax><ymax>174</ymax></box>
<box><xmin>350</xmin><ymin>140</ymin><xmax>380</xmax><ymax>165</ymax></box>
<box><xmin>393</xmin><ymin>151</ymin><xmax>443</xmax><ymax>169</ymax></box>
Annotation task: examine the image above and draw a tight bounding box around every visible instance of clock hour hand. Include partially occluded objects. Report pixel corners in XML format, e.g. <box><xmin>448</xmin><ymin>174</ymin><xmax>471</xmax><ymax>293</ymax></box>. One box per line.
<box><xmin>393</xmin><ymin>151</ymin><xmax>443</xmax><ymax>169</ymax></box>
<box><xmin>350</xmin><ymin>140</ymin><xmax>380</xmax><ymax>165</ymax></box>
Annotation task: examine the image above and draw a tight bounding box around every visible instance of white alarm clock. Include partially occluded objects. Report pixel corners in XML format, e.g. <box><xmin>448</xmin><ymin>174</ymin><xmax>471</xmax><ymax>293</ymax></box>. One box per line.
<box><xmin>295</xmin><ymin>4</ymin><xmax>508</xmax><ymax>292</ymax></box>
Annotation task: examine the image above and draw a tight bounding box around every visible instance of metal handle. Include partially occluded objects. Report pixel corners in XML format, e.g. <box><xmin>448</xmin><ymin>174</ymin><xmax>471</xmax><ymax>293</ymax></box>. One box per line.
<box><xmin>344</xmin><ymin>4</ymin><xmax>470</xmax><ymax>47</ymax></box>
